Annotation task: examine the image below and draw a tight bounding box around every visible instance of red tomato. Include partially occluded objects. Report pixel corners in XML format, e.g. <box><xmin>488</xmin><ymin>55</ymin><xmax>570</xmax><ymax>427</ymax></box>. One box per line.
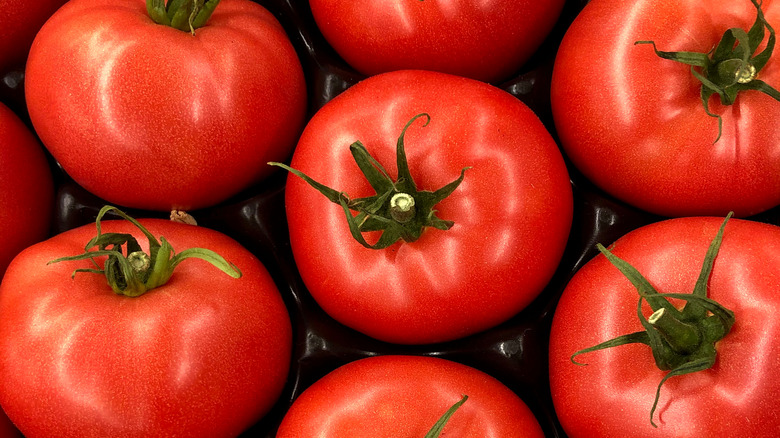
<box><xmin>551</xmin><ymin>0</ymin><xmax>780</xmax><ymax>217</ymax></box>
<box><xmin>309</xmin><ymin>0</ymin><xmax>565</xmax><ymax>84</ymax></box>
<box><xmin>0</xmin><ymin>0</ymin><xmax>67</xmax><ymax>72</ymax></box>
<box><xmin>0</xmin><ymin>102</ymin><xmax>53</xmax><ymax>277</ymax></box>
<box><xmin>0</xmin><ymin>217</ymin><xmax>292</xmax><ymax>437</ymax></box>
<box><xmin>25</xmin><ymin>0</ymin><xmax>307</xmax><ymax>211</ymax></box>
<box><xmin>276</xmin><ymin>355</ymin><xmax>545</xmax><ymax>437</ymax></box>
<box><xmin>282</xmin><ymin>70</ymin><xmax>572</xmax><ymax>344</ymax></box>
<box><xmin>549</xmin><ymin>216</ymin><xmax>780</xmax><ymax>436</ymax></box>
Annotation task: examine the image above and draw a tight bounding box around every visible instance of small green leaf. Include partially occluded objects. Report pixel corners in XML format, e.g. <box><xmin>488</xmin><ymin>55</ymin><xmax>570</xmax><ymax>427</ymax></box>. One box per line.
<box><xmin>338</xmin><ymin>196</ymin><xmax>396</xmax><ymax>250</ymax></box>
<box><xmin>570</xmin><ymin>331</ymin><xmax>650</xmax><ymax>366</ymax></box>
<box><xmin>729</xmin><ymin>28</ymin><xmax>753</xmax><ymax>64</ymax></box>
<box><xmin>427</xmin><ymin>167</ymin><xmax>470</xmax><ymax>205</ymax></box>
<box><xmin>427</xmin><ymin>215</ymin><xmax>454</xmax><ymax>231</ymax></box>
<box><xmin>171</xmin><ymin>247</ymin><xmax>241</xmax><ymax>279</ymax></box>
<box><xmin>747</xmin><ymin>1</ymin><xmax>766</xmax><ymax>48</ymax></box>
<box><xmin>395</xmin><ymin>113</ymin><xmax>430</xmax><ymax>194</ymax></box>
<box><xmin>146</xmin><ymin>0</ymin><xmax>171</xmax><ymax>25</ymax></box>
<box><xmin>712</xmin><ymin>29</ymin><xmax>737</xmax><ymax>61</ymax></box>
<box><xmin>424</xmin><ymin>395</ymin><xmax>468</xmax><ymax>438</ymax></box>
<box><xmin>649</xmin><ymin>357</ymin><xmax>715</xmax><ymax>428</ymax></box>
<box><xmin>170</xmin><ymin>6</ymin><xmax>191</xmax><ymax>32</ymax></box>
<box><xmin>192</xmin><ymin>0</ymin><xmax>220</xmax><ymax>30</ymax></box>
<box><xmin>166</xmin><ymin>0</ymin><xmax>188</xmax><ymax>21</ymax></box>
<box><xmin>596</xmin><ymin>244</ymin><xmax>680</xmax><ymax>317</ymax></box>
<box><xmin>742</xmin><ymin>78</ymin><xmax>780</xmax><ymax>100</ymax></box>
<box><xmin>350</xmin><ymin>141</ymin><xmax>395</xmax><ymax>194</ymax></box>
<box><xmin>686</xmin><ymin>212</ymin><xmax>732</xmax><ymax>319</ymax></box>
<box><xmin>269</xmin><ymin>162</ymin><xmax>349</xmax><ymax>206</ymax></box>
<box><xmin>634</xmin><ymin>41</ymin><xmax>710</xmax><ymax>67</ymax></box>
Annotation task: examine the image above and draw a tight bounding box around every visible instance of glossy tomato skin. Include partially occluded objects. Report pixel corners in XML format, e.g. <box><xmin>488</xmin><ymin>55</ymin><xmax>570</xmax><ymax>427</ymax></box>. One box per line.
<box><xmin>0</xmin><ymin>219</ymin><xmax>292</xmax><ymax>437</ymax></box>
<box><xmin>549</xmin><ymin>217</ymin><xmax>780</xmax><ymax>437</ymax></box>
<box><xmin>285</xmin><ymin>70</ymin><xmax>572</xmax><ymax>344</ymax></box>
<box><xmin>0</xmin><ymin>102</ymin><xmax>53</xmax><ymax>278</ymax></box>
<box><xmin>25</xmin><ymin>0</ymin><xmax>307</xmax><ymax>211</ymax></box>
<box><xmin>276</xmin><ymin>355</ymin><xmax>545</xmax><ymax>437</ymax></box>
<box><xmin>309</xmin><ymin>0</ymin><xmax>565</xmax><ymax>84</ymax></box>
<box><xmin>551</xmin><ymin>0</ymin><xmax>780</xmax><ymax>217</ymax></box>
<box><xmin>0</xmin><ymin>0</ymin><xmax>67</xmax><ymax>72</ymax></box>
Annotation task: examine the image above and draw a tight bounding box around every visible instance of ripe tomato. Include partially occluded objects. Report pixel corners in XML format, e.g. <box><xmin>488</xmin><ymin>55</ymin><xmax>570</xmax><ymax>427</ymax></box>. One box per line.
<box><xmin>25</xmin><ymin>0</ymin><xmax>307</xmax><ymax>211</ymax></box>
<box><xmin>0</xmin><ymin>101</ymin><xmax>53</xmax><ymax>278</ymax></box>
<box><xmin>276</xmin><ymin>355</ymin><xmax>545</xmax><ymax>437</ymax></box>
<box><xmin>280</xmin><ymin>70</ymin><xmax>572</xmax><ymax>344</ymax></box>
<box><xmin>0</xmin><ymin>214</ymin><xmax>292</xmax><ymax>437</ymax></box>
<box><xmin>0</xmin><ymin>0</ymin><xmax>67</xmax><ymax>72</ymax></box>
<box><xmin>309</xmin><ymin>0</ymin><xmax>565</xmax><ymax>84</ymax></box>
<box><xmin>551</xmin><ymin>0</ymin><xmax>780</xmax><ymax>217</ymax></box>
<box><xmin>549</xmin><ymin>216</ymin><xmax>780</xmax><ymax>436</ymax></box>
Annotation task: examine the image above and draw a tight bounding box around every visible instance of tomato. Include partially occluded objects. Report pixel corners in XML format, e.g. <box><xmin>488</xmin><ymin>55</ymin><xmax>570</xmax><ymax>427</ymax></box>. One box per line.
<box><xmin>0</xmin><ymin>0</ymin><xmax>67</xmax><ymax>72</ymax></box>
<box><xmin>0</xmin><ymin>101</ymin><xmax>53</xmax><ymax>278</ymax></box>
<box><xmin>309</xmin><ymin>0</ymin><xmax>565</xmax><ymax>84</ymax></box>
<box><xmin>276</xmin><ymin>355</ymin><xmax>545</xmax><ymax>437</ymax></box>
<box><xmin>24</xmin><ymin>0</ymin><xmax>307</xmax><ymax>211</ymax></box>
<box><xmin>279</xmin><ymin>70</ymin><xmax>572</xmax><ymax>344</ymax></box>
<box><xmin>551</xmin><ymin>0</ymin><xmax>780</xmax><ymax>217</ymax></box>
<box><xmin>0</xmin><ymin>210</ymin><xmax>292</xmax><ymax>437</ymax></box>
<box><xmin>549</xmin><ymin>216</ymin><xmax>780</xmax><ymax>436</ymax></box>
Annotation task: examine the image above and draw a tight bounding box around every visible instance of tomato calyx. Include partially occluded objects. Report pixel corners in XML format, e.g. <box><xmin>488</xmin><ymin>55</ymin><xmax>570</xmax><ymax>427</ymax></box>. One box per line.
<box><xmin>425</xmin><ymin>394</ymin><xmax>468</xmax><ymax>437</ymax></box>
<box><xmin>635</xmin><ymin>0</ymin><xmax>780</xmax><ymax>142</ymax></box>
<box><xmin>48</xmin><ymin>205</ymin><xmax>241</xmax><ymax>297</ymax></box>
<box><xmin>270</xmin><ymin>113</ymin><xmax>469</xmax><ymax>250</ymax></box>
<box><xmin>146</xmin><ymin>0</ymin><xmax>220</xmax><ymax>35</ymax></box>
<box><xmin>571</xmin><ymin>213</ymin><xmax>736</xmax><ymax>428</ymax></box>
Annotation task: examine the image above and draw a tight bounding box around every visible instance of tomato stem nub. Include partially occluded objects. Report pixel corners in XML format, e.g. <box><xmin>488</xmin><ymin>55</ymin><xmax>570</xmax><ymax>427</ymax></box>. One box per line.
<box><xmin>269</xmin><ymin>113</ymin><xmax>469</xmax><ymax>250</ymax></box>
<box><xmin>146</xmin><ymin>0</ymin><xmax>220</xmax><ymax>34</ymax></box>
<box><xmin>48</xmin><ymin>205</ymin><xmax>241</xmax><ymax>297</ymax></box>
<box><xmin>570</xmin><ymin>212</ymin><xmax>736</xmax><ymax>428</ymax></box>
<box><xmin>389</xmin><ymin>192</ymin><xmax>416</xmax><ymax>223</ymax></box>
<box><xmin>647</xmin><ymin>308</ymin><xmax>702</xmax><ymax>355</ymax></box>
<box><xmin>635</xmin><ymin>0</ymin><xmax>780</xmax><ymax>143</ymax></box>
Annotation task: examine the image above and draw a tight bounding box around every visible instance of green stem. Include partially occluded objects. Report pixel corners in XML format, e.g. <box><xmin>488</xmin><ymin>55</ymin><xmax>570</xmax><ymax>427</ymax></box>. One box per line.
<box><xmin>635</xmin><ymin>0</ymin><xmax>779</xmax><ymax>143</ymax></box>
<box><xmin>571</xmin><ymin>214</ymin><xmax>736</xmax><ymax>427</ymax></box>
<box><xmin>647</xmin><ymin>308</ymin><xmax>702</xmax><ymax>355</ymax></box>
<box><xmin>48</xmin><ymin>205</ymin><xmax>241</xmax><ymax>297</ymax></box>
<box><xmin>146</xmin><ymin>0</ymin><xmax>220</xmax><ymax>34</ymax></box>
<box><xmin>269</xmin><ymin>114</ymin><xmax>469</xmax><ymax>250</ymax></box>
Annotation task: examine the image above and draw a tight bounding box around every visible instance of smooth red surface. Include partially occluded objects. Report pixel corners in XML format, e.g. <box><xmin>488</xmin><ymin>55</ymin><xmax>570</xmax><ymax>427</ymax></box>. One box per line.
<box><xmin>285</xmin><ymin>70</ymin><xmax>572</xmax><ymax>344</ymax></box>
<box><xmin>276</xmin><ymin>355</ymin><xmax>545</xmax><ymax>437</ymax></box>
<box><xmin>552</xmin><ymin>0</ymin><xmax>780</xmax><ymax>217</ymax></box>
<box><xmin>310</xmin><ymin>0</ymin><xmax>564</xmax><ymax>84</ymax></box>
<box><xmin>0</xmin><ymin>102</ymin><xmax>53</xmax><ymax>278</ymax></box>
<box><xmin>0</xmin><ymin>0</ymin><xmax>67</xmax><ymax>72</ymax></box>
<box><xmin>0</xmin><ymin>219</ymin><xmax>292</xmax><ymax>437</ymax></box>
<box><xmin>549</xmin><ymin>217</ymin><xmax>780</xmax><ymax>437</ymax></box>
<box><xmin>24</xmin><ymin>0</ymin><xmax>307</xmax><ymax>211</ymax></box>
